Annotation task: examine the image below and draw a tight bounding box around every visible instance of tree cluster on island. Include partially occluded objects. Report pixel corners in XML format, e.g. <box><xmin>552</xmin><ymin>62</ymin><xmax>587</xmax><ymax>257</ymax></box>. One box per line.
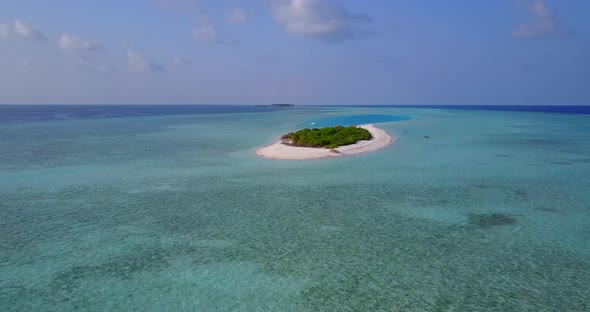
<box><xmin>281</xmin><ymin>126</ymin><xmax>372</xmax><ymax>149</ymax></box>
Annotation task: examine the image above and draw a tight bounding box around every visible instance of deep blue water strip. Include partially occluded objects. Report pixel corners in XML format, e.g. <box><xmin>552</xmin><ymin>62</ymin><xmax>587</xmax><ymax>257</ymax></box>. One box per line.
<box><xmin>0</xmin><ymin>105</ymin><xmax>285</xmax><ymax>124</ymax></box>
<box><xmin>1</xmin><ymin>104</ymin><xmax>589</xmax><ymax>124</ymax></box>
<box><xmin>314</xmin><ymin>105</ymin><xmax>590</xmax><ymax>115</ymax></box>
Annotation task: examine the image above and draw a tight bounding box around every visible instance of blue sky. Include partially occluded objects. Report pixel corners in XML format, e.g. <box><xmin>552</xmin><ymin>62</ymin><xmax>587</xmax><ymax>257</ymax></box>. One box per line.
<box><xmin>0</xmin><ymin>0</ymin><xmax>588</xmax><ymax>105</ymax></box>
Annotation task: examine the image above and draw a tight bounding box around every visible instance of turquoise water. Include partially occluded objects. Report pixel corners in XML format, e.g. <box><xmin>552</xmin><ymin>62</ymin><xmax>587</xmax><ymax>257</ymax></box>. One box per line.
<box><xmin>1</xmin><ymin>106</ymin><xmax>590</xmax><ymax>311</ymax></box>
<box><xmin>300</xmin><ymin>114</ymin><xmax>412</xmax><ymax>128</ymax></box>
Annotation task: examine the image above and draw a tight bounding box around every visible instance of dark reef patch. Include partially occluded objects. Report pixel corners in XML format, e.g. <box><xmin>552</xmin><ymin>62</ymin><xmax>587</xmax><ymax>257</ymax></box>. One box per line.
<box><xmin>50</xmin><ymin>247</ymin><xmax>172</xmax><ymax>292</ymax></box>
<box><xmin>472</xmin><ymin>183</ymin><xmax>490</xmax><ymax>189</ymax></box>
<box><xmin>468</xmin><ymin>213</ymin><xmax>518</xmax><ymax>228</ymax></box>
<box><xmin>549</xmin><ymin>161</ymin><xmax>573</xmax><ymax>166</ymax></box>
<box><xmin>535</xmin><ymin>206</ymin><xmax>559</xmax><ymax>213</ymax></box>
<box><xmin>514</xmin><ymin>189</ymin><xmax>528</xmax><ymax>201</ymax></box>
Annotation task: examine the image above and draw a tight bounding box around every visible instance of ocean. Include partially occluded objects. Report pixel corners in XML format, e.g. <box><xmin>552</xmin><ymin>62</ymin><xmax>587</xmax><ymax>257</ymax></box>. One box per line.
<box><xmin>1</xmin><ymin>105</ymin><xmax>589</xmax><ymax>311</ymax></box>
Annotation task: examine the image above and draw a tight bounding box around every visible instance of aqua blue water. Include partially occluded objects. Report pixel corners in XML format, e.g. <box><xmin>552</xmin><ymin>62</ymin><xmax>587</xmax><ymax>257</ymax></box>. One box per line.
<box><xmin>300</xmin><ymin>114</ymin><xmax>412</xmax><ymax>128</ymax></box>
<box><xmin>1</xmin><ymin>105</ymin><xmax>590</xmax><ymax>311</ymax></box>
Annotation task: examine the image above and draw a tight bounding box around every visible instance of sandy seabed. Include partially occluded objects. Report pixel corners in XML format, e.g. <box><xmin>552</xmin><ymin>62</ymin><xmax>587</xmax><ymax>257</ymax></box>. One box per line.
<box><xmin>256</xmin><ymin>124</ymin><xmax>395</xmax><ymax>160</ymax></box>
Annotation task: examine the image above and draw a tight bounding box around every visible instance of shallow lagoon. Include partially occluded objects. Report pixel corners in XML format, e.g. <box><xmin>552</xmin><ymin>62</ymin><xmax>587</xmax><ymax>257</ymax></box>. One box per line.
<box><xmin>1</xmin><ymin>106</ymin><xmax>589</xmax><ymax>311</ymax></box>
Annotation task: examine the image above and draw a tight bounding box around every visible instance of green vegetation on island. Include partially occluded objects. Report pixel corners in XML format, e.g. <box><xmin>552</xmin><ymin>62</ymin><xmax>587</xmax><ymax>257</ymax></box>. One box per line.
<box><xmin>281</xmin><ymin>126</ymin><xmax>372</xmax><ymax>149</ymax></box>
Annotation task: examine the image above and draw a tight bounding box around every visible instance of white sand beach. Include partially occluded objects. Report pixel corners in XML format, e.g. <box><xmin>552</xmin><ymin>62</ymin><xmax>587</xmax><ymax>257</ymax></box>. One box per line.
<box><xmin>256</xmin><ymin>124</ymin><xmax>395</xmax><ymax>160</ymax></box>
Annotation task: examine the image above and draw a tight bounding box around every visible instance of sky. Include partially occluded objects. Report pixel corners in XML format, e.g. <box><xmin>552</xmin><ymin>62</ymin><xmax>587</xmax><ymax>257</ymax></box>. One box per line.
<box><xmin>0</xmin><ymin>0</ymin><xmax>589</xmax><ymax>105</ymax></box>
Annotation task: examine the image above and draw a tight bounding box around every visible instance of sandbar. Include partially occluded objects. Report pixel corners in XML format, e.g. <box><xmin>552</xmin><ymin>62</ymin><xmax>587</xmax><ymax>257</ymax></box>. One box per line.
<box><xmin>256</xmin><ymin>124</ymin><xmax>395</xmax><ymax>160</ymax></box>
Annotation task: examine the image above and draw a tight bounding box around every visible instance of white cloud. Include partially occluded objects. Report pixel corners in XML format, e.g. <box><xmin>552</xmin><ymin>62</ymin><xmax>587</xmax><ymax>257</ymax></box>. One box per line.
<box><xmin>513</xmin><ymin>0</ymin><xmax>570</xmax><ymax>39</ymax></box>
<box><xmin>0</xmin><ymin>19</ymin><xmax>46</xmax><ymax>41</ymax></box>
<box><xmin>227</xmin><ymin>8</ymin><xmax>249</xmax><ymax>24</ymax></box>
<box><xmin>529</xmin><ymin>0</ymin><xmax>551</xmax><ymax>18</ymax></box>
<box><xmin>14</xmin><ymin>20</ymin><xmax>46</xmax><ymax>40</ymax></box>
<box><xmin>127</xmin><ymin>48</ymin><xmax>162</xmax><ymax>73</ymax></box>
<box><xmin>59</xmin><ymin>34</ymin><xmax>101</xmax><ymax>51</ymax></box>
<box><xmin>59</xmin><ymin>34</ymin><xmax>108</xmax><ymax>74</ymax></box>
<box><xmin>269</xmin><ymin>0</ymin><xmax>372</xmax><ymax>41</ymax></box>
<box><xmin>192</xmin><ymin>24</ymin><xmax>217</xmax><ymax>42</ymax></box>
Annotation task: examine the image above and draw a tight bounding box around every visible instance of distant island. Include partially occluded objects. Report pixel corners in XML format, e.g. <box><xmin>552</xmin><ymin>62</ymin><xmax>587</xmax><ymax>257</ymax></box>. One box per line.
<box><xmin>254</xmin><ymin>104</ymin><xmax>295</xmax><ymax>107</ymax></box>
<box><xmin>271</xmin><ymin>104</ymin><xmax>295</xmax><ymax>107</ymax></box>
<box><xmin>281</xmin><ymin>125</ymin><xmax>372</xmax><ymax>149</ymax></box>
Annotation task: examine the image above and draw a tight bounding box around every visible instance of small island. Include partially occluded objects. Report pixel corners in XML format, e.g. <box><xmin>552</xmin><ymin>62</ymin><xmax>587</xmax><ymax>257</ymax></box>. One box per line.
<box><xmin>281</xmin><ymin>126</ymin><xmax>372</xmax><ymax>149</ymax></box>
<box><xmin>256</xmin><ymin>124</ymin><xmax>394</xmax><ymax>160</ymax></box>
